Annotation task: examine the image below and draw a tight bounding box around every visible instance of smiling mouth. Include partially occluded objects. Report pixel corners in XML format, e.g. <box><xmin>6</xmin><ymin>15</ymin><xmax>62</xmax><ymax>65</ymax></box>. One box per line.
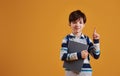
<box><xmin>75</xmin><ymin>28</ymin><xmax>80</xmax><ymax>29</ymax></box>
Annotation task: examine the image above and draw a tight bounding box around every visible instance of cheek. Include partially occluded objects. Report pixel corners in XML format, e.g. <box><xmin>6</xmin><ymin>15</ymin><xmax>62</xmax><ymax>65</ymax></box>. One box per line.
<box><xmin>70</xmin><ymin>24</ymin><xmax>75</xmax><ymax>28</ymax></box>
<box><xmin>71</xmin><ymin>26</ymin><xmax>75</xmax><ymax>30</ymax></box>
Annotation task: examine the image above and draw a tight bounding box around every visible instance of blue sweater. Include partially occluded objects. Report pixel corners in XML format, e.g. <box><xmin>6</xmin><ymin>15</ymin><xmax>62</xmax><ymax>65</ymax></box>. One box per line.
<box><xmin>60</xmin><ymin>33</ymin><xmax>100</xmax><ymax>72</ymax></box>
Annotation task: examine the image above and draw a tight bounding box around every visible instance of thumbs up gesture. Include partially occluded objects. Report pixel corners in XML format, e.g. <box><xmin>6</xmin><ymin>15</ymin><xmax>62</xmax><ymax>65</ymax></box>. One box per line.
<box><xmin>93</xmin><ymin>28</ymin><xmax>100</xmax><ymax>39</ymax></box>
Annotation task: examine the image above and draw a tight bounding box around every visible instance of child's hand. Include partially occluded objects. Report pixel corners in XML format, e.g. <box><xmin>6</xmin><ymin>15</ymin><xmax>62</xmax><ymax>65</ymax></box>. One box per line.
<box><xmin>81</xmin><ymin>50</ymin><xmax>88</xmax><ymax>59</ymax></box>
<box><xmin>93</xmin><ymin>28</ymin><xmax>100</xmax><ymax>39</ymax></box>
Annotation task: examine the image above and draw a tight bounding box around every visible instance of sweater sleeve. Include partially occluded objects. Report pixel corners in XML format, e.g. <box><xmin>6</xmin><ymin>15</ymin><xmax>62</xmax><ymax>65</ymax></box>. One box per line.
<box><xmin>60</xmin><ymin>36</ymin><xmax>82</xmax><ymax>61</ymax></box>
<box><xmin>88</xmin><ymin>38</ymin><xmax>100</xmax><ymax>59</ymax></box>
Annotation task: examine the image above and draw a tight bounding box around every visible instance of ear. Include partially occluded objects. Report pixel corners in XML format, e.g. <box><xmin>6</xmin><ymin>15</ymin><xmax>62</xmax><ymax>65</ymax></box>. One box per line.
<box><xmin>68</xmin><ymin>23</ymin><xmax>71</xmax><ymax>26</ymax></box>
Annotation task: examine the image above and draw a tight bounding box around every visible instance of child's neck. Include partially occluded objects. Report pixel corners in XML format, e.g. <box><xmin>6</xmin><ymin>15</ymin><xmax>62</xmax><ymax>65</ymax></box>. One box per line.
<box><xmin>73</xmin><ymin>32</ymin><xmax>82</xmax><ymax>38</ymax></box>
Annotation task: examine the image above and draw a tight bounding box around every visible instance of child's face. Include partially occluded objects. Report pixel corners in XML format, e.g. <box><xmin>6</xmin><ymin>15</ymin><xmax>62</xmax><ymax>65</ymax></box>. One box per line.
<box><xmin>70</xmin><ymin>18</ymin><xmax>85</xmax><ymax>34</ymax></box>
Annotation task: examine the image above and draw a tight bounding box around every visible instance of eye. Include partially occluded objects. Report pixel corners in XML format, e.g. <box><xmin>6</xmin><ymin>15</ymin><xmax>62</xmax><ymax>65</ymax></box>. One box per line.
<box><xmin>79</xmin><ymin>21</ymin><xmax>83</xmax><ymax>24</ymax></box>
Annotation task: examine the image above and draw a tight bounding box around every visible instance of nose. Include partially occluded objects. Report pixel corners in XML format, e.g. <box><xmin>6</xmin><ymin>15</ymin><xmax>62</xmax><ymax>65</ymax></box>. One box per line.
<box><xmin>75</xmin><ymin>22</ymin><xmax>80</xmax><ymax>26</ymax></box>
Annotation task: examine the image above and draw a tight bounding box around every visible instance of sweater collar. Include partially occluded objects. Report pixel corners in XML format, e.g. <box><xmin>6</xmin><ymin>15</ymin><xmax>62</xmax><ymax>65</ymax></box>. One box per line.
<box><xmin>69</xmin><ymin>33</ymin><xmax>85</xmax><ymax>39</ymax></box>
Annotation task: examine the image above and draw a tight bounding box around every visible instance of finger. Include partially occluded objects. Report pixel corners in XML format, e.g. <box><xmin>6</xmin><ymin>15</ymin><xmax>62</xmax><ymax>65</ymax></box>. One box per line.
<box><xmin>94</xmin><ymin>27</ymin><xmax>96</xmax><ymax>34</ymax></box>
<box><xmin>84</xmin><ymin>50</ymin><xmax>88</xmax><ymax>53</ymax></box>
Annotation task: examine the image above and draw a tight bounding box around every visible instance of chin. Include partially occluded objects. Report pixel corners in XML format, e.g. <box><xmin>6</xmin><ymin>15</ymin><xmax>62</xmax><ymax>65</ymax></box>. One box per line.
<box><xmin>74</xmin><ymin>31</ymin><xmax>80</xmax><ymax>33</ymax></box>
<box><xmin>73</xmin><ymin>29</ymin><xmax>81</xmax><ymax>33</ymax></box>
<box><xmin>76</xmin><ymin>30</ymin><xmax>81</xmax><ymax>33</ymax></box>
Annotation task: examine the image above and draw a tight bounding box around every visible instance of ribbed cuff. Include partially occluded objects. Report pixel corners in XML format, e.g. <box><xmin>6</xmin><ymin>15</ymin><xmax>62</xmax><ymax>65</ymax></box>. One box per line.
<box><xmin>77</xmin><ymin>52</ymin><xmax>82</xmax><ymax>59</ymax></box>
<box><xmin>93</xmin><ymin>39</ymin><xmax>99</xmax><ymax>44</ymax></box>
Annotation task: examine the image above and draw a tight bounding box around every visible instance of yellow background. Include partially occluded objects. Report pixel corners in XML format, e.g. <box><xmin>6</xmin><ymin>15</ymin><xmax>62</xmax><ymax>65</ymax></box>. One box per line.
<box><xmin>0</xmin><ymin>0</ymin><xmax>120</xmax><ymax>76</ymax></box>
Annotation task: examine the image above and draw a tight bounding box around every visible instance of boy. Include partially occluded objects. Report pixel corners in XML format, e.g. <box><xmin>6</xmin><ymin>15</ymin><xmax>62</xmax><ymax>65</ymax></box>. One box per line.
<box><xmin>60</xmin><ymin>10</ymin><xmax>100</xmax><ymax>76</ymax></box>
